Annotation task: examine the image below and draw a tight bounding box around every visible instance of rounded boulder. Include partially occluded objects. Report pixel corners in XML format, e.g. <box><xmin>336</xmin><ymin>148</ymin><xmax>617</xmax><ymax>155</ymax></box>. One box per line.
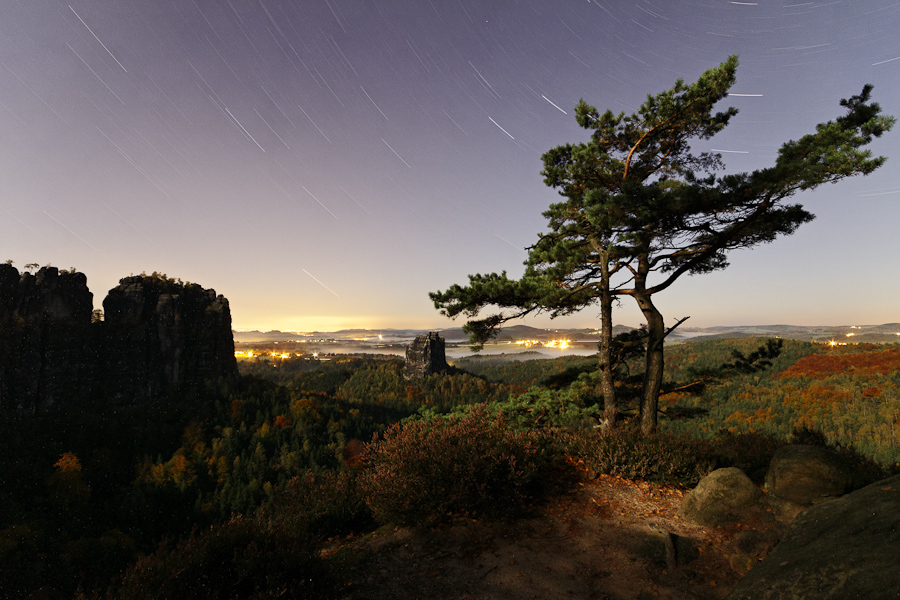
<box><xmin>764</xmin><ymin>444</ymin><xmax>852</xmax><ymax>505</ymax></box>
<box><xmin>677</xmin><ymin>467</ymin><xmax>762</xmax><ymax>527</ymax></box>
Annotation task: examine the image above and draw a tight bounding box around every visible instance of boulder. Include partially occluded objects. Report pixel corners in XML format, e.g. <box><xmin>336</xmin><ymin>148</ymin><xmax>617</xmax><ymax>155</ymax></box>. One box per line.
<box><xmin>765</xmin><ymin>444</ymin><xmax>852</xmax><ymax>505</ymax></box>
<box><xmin>726</xmin><ymin>474</ymin><xmax>900</xmax><ymax>600</ymax></box>
<box><xmin>677</xmin><ymin>467</ymin><xmax>762</xmax><ymax>527</ymax></box>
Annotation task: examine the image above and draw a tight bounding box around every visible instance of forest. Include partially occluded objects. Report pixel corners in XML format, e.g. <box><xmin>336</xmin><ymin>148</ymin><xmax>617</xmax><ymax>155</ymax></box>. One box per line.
<box><xmin>1</xmin><ymin>337</ymin><xmax>899</xmax><ymax>599</ymax></box>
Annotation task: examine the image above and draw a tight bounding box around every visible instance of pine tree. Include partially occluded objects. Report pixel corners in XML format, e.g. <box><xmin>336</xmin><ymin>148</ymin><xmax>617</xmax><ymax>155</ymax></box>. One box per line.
<box><xmin>431</xmin><ymin>56</ymin><xmax>894</xmax><ymax>433</ymax></box>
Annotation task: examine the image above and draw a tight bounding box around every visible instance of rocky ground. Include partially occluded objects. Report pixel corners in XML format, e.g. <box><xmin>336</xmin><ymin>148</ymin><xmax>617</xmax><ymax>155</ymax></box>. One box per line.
<box><xmin>324</xmin><ymin>469</ymin><xmax>793</xmax><ymax>600</ymax></box>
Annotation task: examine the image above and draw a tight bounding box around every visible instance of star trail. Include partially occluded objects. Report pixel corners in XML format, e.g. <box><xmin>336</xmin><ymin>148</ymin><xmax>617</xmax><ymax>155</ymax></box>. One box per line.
<box><xmin>2</xmin><ymin>0</ymin><xmax>898</xmax><ymax>331</ymax></box>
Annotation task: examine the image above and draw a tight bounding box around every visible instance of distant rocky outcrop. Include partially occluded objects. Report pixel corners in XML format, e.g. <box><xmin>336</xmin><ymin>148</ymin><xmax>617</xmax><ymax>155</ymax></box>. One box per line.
<box><xmin>103</xmin><ymin>275</ymin><xmax>238</xmax><ymax>404</ymax></box>
<box><xmin>0</xmin><ymin>265</ymin><xmax>95</xmax><ymax>414</ymax></box>
<box><xmin>0</xmin><ymin>266</ymin><xmax>237</xmax><ymax>413</ymax></box>
<box><xmin>726</xmin><ymin>474</ymin><xmax>900</xmax><ymax>600</ymax></box>
<box><xmin>404</xmin><ymin>332</ymin><xmax>449</xmax><ymax>379</ymax></box>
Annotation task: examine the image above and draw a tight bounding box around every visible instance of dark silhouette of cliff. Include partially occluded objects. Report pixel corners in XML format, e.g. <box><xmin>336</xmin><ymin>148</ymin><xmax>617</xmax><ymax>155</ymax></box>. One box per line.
<box><xmin>0</xmin><ymin>265</ymin><xmax>95</xmax><ymax>414</ymax></box>
<box><xmin>0</xmin><ymin>266</ymin><xmax>238</xmax><ymax>413</ymax></box>
<box><xmin>102</xmin><ymin>274</ymin><xmax>238</xmax><ymax>404</ymax></box>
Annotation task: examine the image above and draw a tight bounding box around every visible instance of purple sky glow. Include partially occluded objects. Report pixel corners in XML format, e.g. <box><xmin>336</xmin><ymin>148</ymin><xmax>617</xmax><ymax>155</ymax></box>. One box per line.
<box><xmin>2</xmin><ymin>1</ymin><xmax>899</xmax><ymax>332</ymax></box>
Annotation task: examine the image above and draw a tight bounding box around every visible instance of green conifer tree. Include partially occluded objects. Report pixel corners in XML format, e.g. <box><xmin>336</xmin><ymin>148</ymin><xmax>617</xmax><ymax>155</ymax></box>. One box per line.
<box><xmin>432</xmin><ymin>56</ymin><xmax>894</xmax><ymax>433</ymax></box>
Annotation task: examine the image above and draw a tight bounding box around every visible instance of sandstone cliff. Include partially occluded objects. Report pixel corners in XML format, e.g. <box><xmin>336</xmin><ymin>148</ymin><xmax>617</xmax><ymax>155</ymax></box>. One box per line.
<box><xmin>0</xmin><ymin>267</ymin><xmax>237</xmax><ymax>413</ymax></box>
<box><xmin>404</xmin><ymin>332</ymin><xmax>449</xmax><ymax>379</ymax></box>
<box><xmin>102</xmin><ymin>274</ymin><xmax>238</xmax><ymax>404</ymax></box>
<box><xmin>0</xmin><ymin>265</ymin><xmax>95</xmax><ymax>414</ymax></box>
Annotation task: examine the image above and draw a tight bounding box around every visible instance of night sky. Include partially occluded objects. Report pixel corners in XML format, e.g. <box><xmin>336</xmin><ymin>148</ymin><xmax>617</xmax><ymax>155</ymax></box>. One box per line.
<box><xmin>2</xmin><ymin>1</ymin><xmax>898</xmax><ymax>332</ymax></box>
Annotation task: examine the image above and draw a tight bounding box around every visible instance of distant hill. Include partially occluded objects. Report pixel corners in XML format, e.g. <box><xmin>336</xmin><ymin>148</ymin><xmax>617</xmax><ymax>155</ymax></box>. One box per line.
<box><xmin>232</xmin><ymin>325</ymin><xmax>613</xmax><ymax>344</ymax></box>
<box><xmin>675</xmin><ymin>323</ymin><xmax>900</xmax><ymax>344</ymax></box>
<box><xmin>234</xmin><ymin>323</ymin><xmax>900</xmax><ymax>345</ymax></box>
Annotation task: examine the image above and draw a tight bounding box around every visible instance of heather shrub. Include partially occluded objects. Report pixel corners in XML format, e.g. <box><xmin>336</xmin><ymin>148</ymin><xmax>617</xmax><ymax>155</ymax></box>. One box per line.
<box><xmin>110</xmin><ymin>471</ymin><xmax>362</xmax><ymax>600</ymax></box>
<box><xmin>110</xmin><ymin>514</ymin><xmax>330</xmax><ymax>600</ymax></box>
<box><xmin>359</xmin><ymin>404</ymin><xmax>563</xmax><ymax>524</ymax></box>
<box><xmin>567</xmin><ymin>426</ymin><xmax>716</xmax><ymax>488</ymax></box>
<box><xmin>788</xmin><ymin>424</ymin><xmax>830</xmax><ymax>447</ymax></box>
<box><xmin>262</xmin><ymin>469</ymin><xmax>372</xmax><ymax>537</ymax></box>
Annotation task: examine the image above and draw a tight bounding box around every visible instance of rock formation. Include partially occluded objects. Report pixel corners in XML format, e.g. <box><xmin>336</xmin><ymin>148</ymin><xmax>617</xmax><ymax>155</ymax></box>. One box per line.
<box><xmin>0</xmin><ymin>265</ymin><xmax>95</xmax><ymax>413</ymax></box>
<box><xmin>677</xmin><ymin>467</ymin><xmax>763</xmax><ymax>527</ymax></box>
<box><xmin>0</xmin><ymin>267</ymin><xmax>238</xmax><ymax>413</ymax></box>
<box><xmin>102</xmin><ymin>275</ymin><xmax>238</xmax><ymax>404</ymax></box>
<box><xmin>764</xmin><ymin>444</ymin><xmax>852</xmax><ymax>505</ymax></box>
<box><xmin>726</xmin><ymin>474</ymin><xmax>900</xmax><ymax>599</ymax></box>
<box><xmin>404</xmin><ymin>332</ymin><xmax>449</xmax><ymax>379</ymax></box>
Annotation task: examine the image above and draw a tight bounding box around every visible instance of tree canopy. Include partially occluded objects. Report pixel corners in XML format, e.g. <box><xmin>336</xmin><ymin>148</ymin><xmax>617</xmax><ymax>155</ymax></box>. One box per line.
<box><xmin>431</xmin><ymin>55</ymin><xmax>894</xmax><ymax>433</ymax></box>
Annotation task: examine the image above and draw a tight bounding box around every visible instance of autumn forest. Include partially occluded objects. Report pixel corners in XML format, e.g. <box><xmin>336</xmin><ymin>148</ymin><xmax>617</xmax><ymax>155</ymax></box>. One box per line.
<box><xmin>2</xmin><ymin>330</ymin><xmax>899</xmax><ymax>598</ymax></box>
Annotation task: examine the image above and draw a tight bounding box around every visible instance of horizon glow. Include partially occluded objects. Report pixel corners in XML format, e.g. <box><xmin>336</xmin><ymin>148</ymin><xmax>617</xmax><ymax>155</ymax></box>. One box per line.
<box><xmin>2</xmin><ymin>1</ymin><xmax>898</xmax><ymax>333</ymax></box>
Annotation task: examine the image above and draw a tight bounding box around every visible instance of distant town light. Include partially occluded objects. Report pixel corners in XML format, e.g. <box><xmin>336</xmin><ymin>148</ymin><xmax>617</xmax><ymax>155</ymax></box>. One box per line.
<box><xmin>515</xmin><ymin>339</ymin><xmax>570</xmax><ymax>350</ymax></box>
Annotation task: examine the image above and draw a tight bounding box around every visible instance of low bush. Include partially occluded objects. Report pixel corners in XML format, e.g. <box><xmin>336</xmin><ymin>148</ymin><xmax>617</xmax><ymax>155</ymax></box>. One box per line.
<box><xmin>109</xmin><ymin>471</ymin><xmax>365</xmax><ymax>600</ymax></box>
<box><xmin>109</xmin><ymin>515</ymin><xmax>329</xmax><ymax>600</ymax></box>
<box><xmin>359</xmin><ymin>404</ymin><xmax>564</xmax><ymax>524</ymax></box>
<box><xmin>489</xmin><ymin>384</ymin><xmax>600</xmax><ymax>431</ymax></box>
<box><xmin>566</xmin><ymin>425</ymin><xmax>716</xmax><ymax>488</ymax></box>
<box><xmin>262</xmin><ymin>469</ymin><xmax>372</xmax><ymax>537</ymax></box>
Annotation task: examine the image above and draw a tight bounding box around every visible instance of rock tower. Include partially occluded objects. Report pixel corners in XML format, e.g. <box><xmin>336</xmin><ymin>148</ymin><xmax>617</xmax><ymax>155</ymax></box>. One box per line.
<box><xmin>0</xmin><ymin>266</ymin><xmax>238</xmax><ymax>413</ymax></box>
<box><xmin>0</xmin><ymin>265</ymin><xmax>95</xmax><ymax>414</ymax></box>
<box><xmin>404</xmin><ymin>331</ymin><xmax>449</xmax><ymax>379</ymax></box>
<box><xmin>103</xmin><ymin>275</ymin><xmax>238</xmax><ymax>405</ymax></box>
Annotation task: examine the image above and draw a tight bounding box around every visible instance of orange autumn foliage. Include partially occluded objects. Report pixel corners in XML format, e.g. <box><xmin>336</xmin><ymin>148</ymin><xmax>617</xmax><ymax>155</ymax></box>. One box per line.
<box><xmin>273</xmin><ymin>414</ymin><xmax>292</xmax><ymax>429</ymax></box>
<box><xmin>54</xmin><ymin>452</ymin><xmax>82</xmax><ymax>473</ymax></box>
<box><xmin>779</xmin><ymin>347</ymin><xmax>900</xmax><ymax>379</ymax></box>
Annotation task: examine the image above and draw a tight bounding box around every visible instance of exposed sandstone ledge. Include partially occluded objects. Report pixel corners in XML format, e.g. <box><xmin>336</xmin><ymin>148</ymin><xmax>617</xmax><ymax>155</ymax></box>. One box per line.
<box><xmin>726</xmin><ymin>474</ymin><xmax>900</xmax><ymax>600</ymax></box>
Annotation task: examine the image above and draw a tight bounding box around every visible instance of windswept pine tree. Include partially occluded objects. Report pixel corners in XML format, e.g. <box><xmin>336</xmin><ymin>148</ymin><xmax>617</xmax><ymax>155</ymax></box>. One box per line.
<box><xmin>432</xmin><ymin>56</ymin><xmax>894</xmax><ymax>432</ymax></box>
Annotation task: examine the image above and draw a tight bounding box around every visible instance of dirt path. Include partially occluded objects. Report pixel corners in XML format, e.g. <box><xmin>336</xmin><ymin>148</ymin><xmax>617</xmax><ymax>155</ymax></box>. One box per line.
<box><xmin>328</xmin><ymin>472</ymin><xmax>783</xmax><ymax>600</ymax></box>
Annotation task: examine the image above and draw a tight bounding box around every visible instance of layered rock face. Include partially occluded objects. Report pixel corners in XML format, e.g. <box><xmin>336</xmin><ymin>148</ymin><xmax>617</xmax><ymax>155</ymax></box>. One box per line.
<box><xmin>0</xmin><ymin>265</ymin><xmax>96</xmax><ymax>414</ymax></box>
<box><xmin>102</xmin><ymin>275</ymin><xmax>238</xmax><ymax>404</ymax></box>
<box><xmin>0</xmin><ymin>267</ymin><xmax>237</xmax><ymax>413</ymax></box>
<box><xmin>726</xmin><ymin>474</ymin><xmax>900</xmax><ymax>600</ymax></box>
<box><xmin>404</xmin><ymin>332</ymin><xmax>449</xmax><ymax>379</ymax></box>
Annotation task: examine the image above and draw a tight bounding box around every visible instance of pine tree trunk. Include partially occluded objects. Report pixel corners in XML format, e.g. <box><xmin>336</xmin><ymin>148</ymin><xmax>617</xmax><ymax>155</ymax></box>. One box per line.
<box><xmin>635</xmin><ymin>291</ymin><xmax>664</xmax><ymax>435</ymax></box>
<box><xmin>598</xmin><ymin>261</ymin><xmax>617</xmax><ymax>432</ymax></box>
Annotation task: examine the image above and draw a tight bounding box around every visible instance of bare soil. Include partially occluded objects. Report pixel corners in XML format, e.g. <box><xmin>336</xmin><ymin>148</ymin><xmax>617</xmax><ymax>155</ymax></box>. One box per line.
<box><xmin>325</xmin><ymin>470</ymin><xmax>789</xmax><ymax>600</ymax></box>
